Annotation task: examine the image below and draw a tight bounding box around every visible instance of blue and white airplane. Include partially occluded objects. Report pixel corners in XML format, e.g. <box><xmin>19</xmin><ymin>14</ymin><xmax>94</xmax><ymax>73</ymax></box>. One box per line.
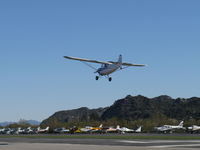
<box><xmin>63</xmin><ymin>55</ymin><xmax>146</xmax><ymax>81</ymax></box>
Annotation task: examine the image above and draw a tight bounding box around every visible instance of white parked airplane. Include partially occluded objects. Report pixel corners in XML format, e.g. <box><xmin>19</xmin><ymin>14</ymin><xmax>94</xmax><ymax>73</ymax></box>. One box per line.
<box><xmin>26</xmin><ymin>127</ymin><xmax>35</xmax><ymax>134</ymax></box>
<box><xmin>53</xmin><ymin>127</ymin><xmax>70</xmax><ymax>133</ymax></box>
<box><xmin>37</xmin><ymin>126</ymin><xmax>49</xmax><ymax>133</ymax></box>
<box><xmin>188</xmin><ymin>125</ymin><xmax>200</xmax><ymax>132</ymax></box>
<box><xmin>15</xmin><ymin>127</ymin><xmax>25</xmax><ymax>134</ymax></box>
<box><xmin>154</xmin><ymin>121</ymin><xmax>184</xmax><ymax>133</ymax></box>
<box><xmin>104</xmin><ymin>125</ymin><xmax>120</xmax><ymax>133</ymax></box>
<box><xmin>117</xmin><ymin>126</ymin><xmax>142</xmax><ymax>134</ymax></box>
<box><xmin>0</xmin><ymin>128</ymin><xmax>6</xmax><ymax>134</ymax></box>
<box><xmin>63</xmin><ymin>55</ymin><xmax>146</xmax><ymax>81</ymax></box>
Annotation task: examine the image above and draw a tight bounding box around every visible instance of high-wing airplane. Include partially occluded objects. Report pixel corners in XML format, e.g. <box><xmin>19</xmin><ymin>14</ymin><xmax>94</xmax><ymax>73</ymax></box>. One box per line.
<box><xmin>63</xmin><ymin>55</ymin><xmax>145</xmax><ymax>81</ymax></box>
<box><xmin>117</xmin><ymin>126</ymin><xmax>142</xmax><ymax>134</ymax></box>
<box><xmin>53</xmin><ymin>127</ymin><xmax>70</xmax><ymax>133</ymax></box>
<box><xmin>80</xmin><ymin>124</ymin><xmax>103</xmax><ymax>133</ymax></box>
<box><xmin>37</xmin><ymin>126</ymin><xmax>49</xmax><ymax>133</ymax></box>
<box><xmin>154</xmin><ymin>121</ymin><xmax>184</xmax><ymax>133</ymax></box>
<box><xmin>15</xmin><ymin>127</ymin><xmax>25</xmax><ymax>134</ymax></box>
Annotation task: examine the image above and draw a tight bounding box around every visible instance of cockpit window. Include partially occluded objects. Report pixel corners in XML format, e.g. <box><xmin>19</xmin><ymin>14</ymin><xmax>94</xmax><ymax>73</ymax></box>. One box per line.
<box><xmin>101</xmin><ymin>64</ymin><xmax>108</xmax><ymax>68</ymax></box>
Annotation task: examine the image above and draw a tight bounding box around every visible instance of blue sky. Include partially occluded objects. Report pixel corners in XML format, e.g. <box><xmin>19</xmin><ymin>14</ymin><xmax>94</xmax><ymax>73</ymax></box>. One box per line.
<box><xmin>0</xmin><ymin>0</ymin><xmax>200</xmax><ymax>122</ymax></box>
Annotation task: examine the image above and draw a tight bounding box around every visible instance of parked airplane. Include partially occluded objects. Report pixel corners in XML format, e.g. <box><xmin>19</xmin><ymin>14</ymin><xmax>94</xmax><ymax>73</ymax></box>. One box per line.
<box><xmin>188</xmin><ymin>125</ymin><xmax>200</xmax><ymax>133</ymax></box>
<box><xmin>90</xmin><ymin>124</ymin><xmax>103</xmax><ymax>133</ymax></box>
<box><xmin>69</xmin><ymin>126</ymin><xmax>81</xmax><ymax>134</ymax></box>
<box><xmin>15</xmin><ymin>127</ymin><xmax>25</xmax><ymax>134</ymax></box>
<box><xmin>117</xmin><ymin>126</ymin><xmax>142</xmax><ymax>134</ymax></box>
<box><xmin>25</xmin><ymin>127</ymin><xmax>35</xmax><ymax>134</ymax></box>
<box><xmin>80</xmin><ymin>124</ymin><xmax>103</xmax><ymax>133</ymax></box>
<box><xmin>154</xmin><ymin>121</ymin><xmax>184</xmax><ymax>133</ymax></box>
<box><xmin>0</xmin><ymin>128</ymin><xmax>6</xmax><ymax>134</ymax></box>
<box><xmin>53</xmin><ymin>127</ymin><xmax>70</xmax><ymax>133</ymax></box>
<box><xmin>63</xmin><ymin>55</ymin><xmax>146</xmax><ymax>81</ymax></box>
<box><xmin>37</xmin><ymin>126</ymin><xmax>49</xmax><ymax>133</ymax></box>
<box><xmin>0</xmin><ymin>128</ymin><xmax>5</xmax><ymax>133</ymax></box>
<box><xmin>135</xmin><ymin>126</ymin><xmax>142</xmax><ymax>133</ymax></box>
<box><xmin>80</xmin><ymin>126</ymin><xmax>92</xmax><ymax>133</ymax></box>
<box><xmin>103</xmin><ymin>125</ymin><xmax>120</xmax><ymax>133</ymax></box>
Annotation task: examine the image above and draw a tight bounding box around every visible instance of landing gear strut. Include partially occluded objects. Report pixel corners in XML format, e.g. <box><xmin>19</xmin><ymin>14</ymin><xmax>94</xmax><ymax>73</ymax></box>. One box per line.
<box><xmin>96</xmin><ymin>76</ymin><xmax>99</xmax><ymax>80</ymax></box>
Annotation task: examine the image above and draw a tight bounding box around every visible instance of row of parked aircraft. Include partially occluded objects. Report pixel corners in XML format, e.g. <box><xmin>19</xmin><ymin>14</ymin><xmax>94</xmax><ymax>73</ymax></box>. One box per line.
<box><xmin>0</xmin><ymin>126</ymin><xmax>50</xmax><ymax>135</ymax></box>
<box><xmin>69</xmin><ymin>124</ymin><xmax>142</xmax><ymax>134</ymax></box>
<box><xmin>1</xmin><ymin>122</ymin><xmax>200</xmax><ymax>134</ymax></box>
<box><xmin>0</xmin><ymin>125</ymin><xmax>141</xmax><ymax>135</ymax></box>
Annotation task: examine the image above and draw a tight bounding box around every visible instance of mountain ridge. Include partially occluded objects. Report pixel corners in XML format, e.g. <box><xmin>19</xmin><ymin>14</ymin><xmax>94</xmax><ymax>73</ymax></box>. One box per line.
<box><xmin>41</xmin><ymin>95</ymin><xmax>200</xmax><ymax>127</ymax></box>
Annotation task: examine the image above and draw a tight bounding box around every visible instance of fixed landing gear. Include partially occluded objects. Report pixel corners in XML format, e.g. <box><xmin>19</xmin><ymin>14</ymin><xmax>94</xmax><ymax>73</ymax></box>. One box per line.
<box><xmin>95</xmin><ymin>76</ymin><xmax>112</xmax><ymax>82</ymax></box>
<box><xmin>96</xmin><ymin>76</ymin><xmax>99</xmax><ymax>80</ymax></box>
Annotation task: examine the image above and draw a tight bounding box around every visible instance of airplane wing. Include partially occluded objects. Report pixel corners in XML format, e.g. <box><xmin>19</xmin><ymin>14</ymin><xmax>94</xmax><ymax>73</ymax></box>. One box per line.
<box><xmin>63</xmin><ymin>56</ymin><xmax>112</xmax><ymax>65</ymax></box>
<box><xmin>109</xmin><ymin>61</ymin><xmax>146</xmax><ymax>67</ymax></box>
<box><xmin>122</xmin><ymin>62</ymin><xmax>146</xmax><ymax>67</ymax></box>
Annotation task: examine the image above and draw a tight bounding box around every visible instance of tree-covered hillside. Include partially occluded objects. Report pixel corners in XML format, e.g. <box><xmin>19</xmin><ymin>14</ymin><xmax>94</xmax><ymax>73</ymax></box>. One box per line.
<box><xmin>41</xmin><ymin>95</ymin><xmax>200</xmax><ymax>131</ymax></box>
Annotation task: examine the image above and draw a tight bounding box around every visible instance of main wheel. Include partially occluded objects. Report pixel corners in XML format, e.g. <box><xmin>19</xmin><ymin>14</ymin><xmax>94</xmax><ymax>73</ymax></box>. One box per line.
<box><xmin>96</xmin><ymin>76</ymin><xmax>99</xmax><ymax>80</ymax></box>
<box><xmin>108</xmin><ymin>77</ymin><xmax>112</xmax><ymax>82</ymax></box>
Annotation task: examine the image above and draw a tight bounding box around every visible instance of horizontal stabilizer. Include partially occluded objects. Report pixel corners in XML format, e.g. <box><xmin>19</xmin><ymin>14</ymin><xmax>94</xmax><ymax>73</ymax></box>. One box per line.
<box><xmin>122</xmin><ymin>62</ymin><xmax>146</xmax><ymax>67</ymax></box>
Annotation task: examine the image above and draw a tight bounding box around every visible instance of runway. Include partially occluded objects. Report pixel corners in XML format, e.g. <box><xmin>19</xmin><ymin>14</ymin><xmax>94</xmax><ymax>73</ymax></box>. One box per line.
<box><xmin>1</xmin><ymin>135</ymin><xmax>200</xmax><ymax>150</ymax></box>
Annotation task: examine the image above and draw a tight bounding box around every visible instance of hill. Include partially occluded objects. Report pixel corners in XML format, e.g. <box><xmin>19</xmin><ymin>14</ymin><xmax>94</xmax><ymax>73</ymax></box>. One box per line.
<box><xmin>41</xmin><ymin>95</ymin><xmax>200</xmax><ymax>128</ymax></box>
<box><xmin>0</xmin><ymin>120</ymin><xmax>40</xmax><ymax>127</ymax></box>
<box><xmin>41</xmin><ymin>107</ymin><xmax>107</xmax><ymax>127</ymax></box>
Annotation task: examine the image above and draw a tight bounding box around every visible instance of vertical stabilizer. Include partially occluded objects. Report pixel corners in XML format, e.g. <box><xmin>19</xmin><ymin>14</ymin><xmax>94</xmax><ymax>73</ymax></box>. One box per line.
<box><xmin>178</xmin><ymin>121</ymin><xmax>184</xmax><ymax>127</ymax></box>
<box><xmin>46</xmin><ymin>126</ymin><xmax>50</xmax><ymax>131</ymax></box>
<box><xmin>135</xmin><ymin>126</ymin><xmax>142</xmax><ymax>133</ymax></box>
<box><xmin>118</xmin><ymin>54</ymin><xmax>122</xmax><ymax>64</ymax></box>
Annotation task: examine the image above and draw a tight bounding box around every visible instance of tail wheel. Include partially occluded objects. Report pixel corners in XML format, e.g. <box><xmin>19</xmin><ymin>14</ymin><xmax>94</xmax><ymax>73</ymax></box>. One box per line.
<box><xmin>96</xmin><ymin>76</ymin><xmax>99</xmax><ymax>80</ymax></box>
<box><xmin>109</xmin><ymin>77</ymin><xmax>112</xmax><ymax>82</ymax></box>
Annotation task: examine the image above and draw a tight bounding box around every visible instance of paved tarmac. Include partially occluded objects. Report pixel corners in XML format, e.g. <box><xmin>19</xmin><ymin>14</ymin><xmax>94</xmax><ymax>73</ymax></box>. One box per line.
<box><xmin>1</xmin><ymin>135</ymin><xmax>200</xmax><ymax>150</ymax></box>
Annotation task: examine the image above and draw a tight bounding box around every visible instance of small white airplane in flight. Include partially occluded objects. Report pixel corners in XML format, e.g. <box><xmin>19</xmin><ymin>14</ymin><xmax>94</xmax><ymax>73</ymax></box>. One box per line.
<box><xmin>63</xmin><ymin>55</ymin><xmax>146</xmax><ymax>81</ymax></box>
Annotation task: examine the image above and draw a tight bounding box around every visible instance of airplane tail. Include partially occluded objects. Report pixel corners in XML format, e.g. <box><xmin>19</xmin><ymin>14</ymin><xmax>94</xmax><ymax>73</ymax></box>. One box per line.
<box><xmin>99</xmin><ymin>124</ymin><xmax>103</xmax><ymax>128</ymax></box>
<box><xmin>135</xmin><ymin>126</ymin><xmax>142</xmax><ymax>133</ymax></box>
<box><xmin>37</xmin><ymin>127</ymin><xmax>40</xmax><ymax>131</ymax></box>
<box><xmin>116</xmin><ymin>125</ymin><xmax>120</xmax><ymax>130</ymax></box>
<box><xmin>178</xmin><ymin>121</ymin><xmax>184</xmax><ymax>127</ymax></box>
<box><xmin>46</xmin><ymin>126</ymin><xmax>50</xmax><ymax>131</ymax></box>
<box><xmin>117</xmin><ymin>54</ymin><xmax>122</xmax><ymax>64</ymax></box>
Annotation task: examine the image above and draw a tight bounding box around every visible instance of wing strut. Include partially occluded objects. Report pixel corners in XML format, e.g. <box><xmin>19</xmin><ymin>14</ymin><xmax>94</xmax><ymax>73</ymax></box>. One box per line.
<box><xmin>81</xmin><ymin>61</ymin><xmax>97</xmax><ymax>71</ymax></box>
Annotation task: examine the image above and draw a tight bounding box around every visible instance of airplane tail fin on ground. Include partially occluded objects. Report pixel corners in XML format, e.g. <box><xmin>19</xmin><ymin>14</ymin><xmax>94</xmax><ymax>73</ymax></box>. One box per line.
<box><xmin>37</xmin><ymin>127</ymin><xmax>40</xmax><ymax>131</ymax></box>
<box><xmin>135</xmin><ymin>126</ymin><xmax>142</xmax><ymax>133</ymax></box>
<box><xmin>178</xmin><ymin>121</ymin><xmax>184</xmax><ymax>127</ymax></box>
<box><xmin>99</xmin><ymin>124</ymin><xmax>103</xmax><ymax>128</ymax></box>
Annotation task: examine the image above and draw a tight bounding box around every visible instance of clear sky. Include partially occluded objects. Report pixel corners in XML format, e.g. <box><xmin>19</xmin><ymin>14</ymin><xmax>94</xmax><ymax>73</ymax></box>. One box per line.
<box><xmin>0</xmin><ymin>0</ymin><xmax>200</xmax><ymax>122</ymax></box>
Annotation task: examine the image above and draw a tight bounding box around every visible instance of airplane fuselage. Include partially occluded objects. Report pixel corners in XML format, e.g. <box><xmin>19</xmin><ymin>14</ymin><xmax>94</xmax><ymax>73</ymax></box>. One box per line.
<box><xmin>97</xmin><ymin>64</ymin><xmax>120</xmax><ymax>76</ymax></box>
<box><xmin>155</xmin><ymin>125</ymin><xmax>183</xmax><ymax>131</ymax></box>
